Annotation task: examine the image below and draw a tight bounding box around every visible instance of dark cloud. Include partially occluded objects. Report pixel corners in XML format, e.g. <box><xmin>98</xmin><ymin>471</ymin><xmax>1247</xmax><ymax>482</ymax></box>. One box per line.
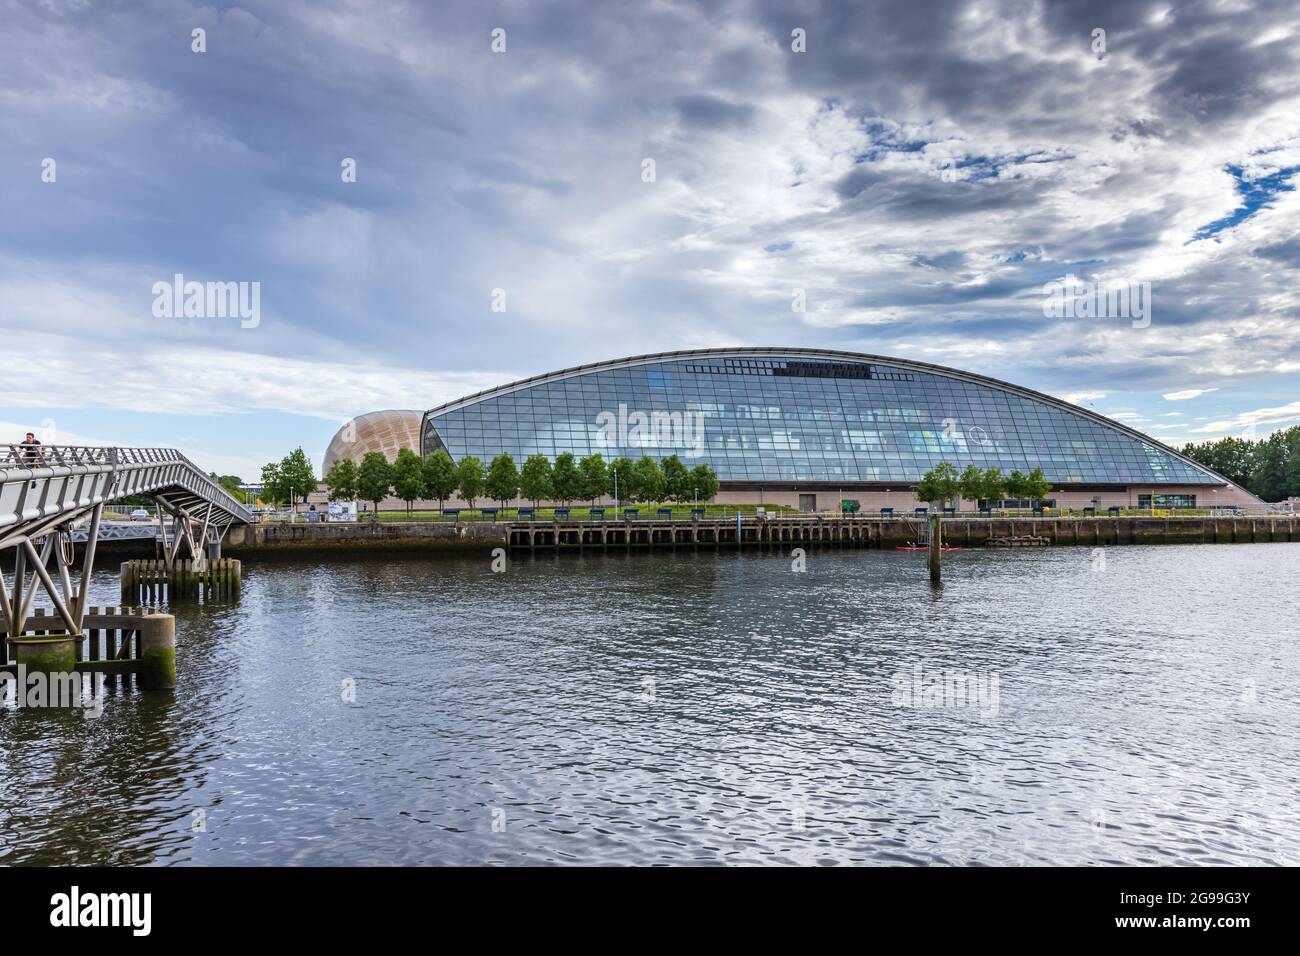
<box><xmin>673</xmin><ymin>94</ymin><xmax>756</xmax><ymax>129</ymax></box>
<box><xmin>1</xmin><ymin>0</ymin><xmax>1298</xmax><ymax>424</ymax></box>
<box><xmin>1255</xmin><ymin>235</ymin><xmax>1300</xmax><ymax>264</ymax></box>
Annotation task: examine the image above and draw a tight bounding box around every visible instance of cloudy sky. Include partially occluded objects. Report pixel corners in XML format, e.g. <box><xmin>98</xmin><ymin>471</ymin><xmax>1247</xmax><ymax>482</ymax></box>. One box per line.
<box><xmin>2</xmin><ymin>0</ymin><xmax>1298</xmax><ymax>479</ymax></box>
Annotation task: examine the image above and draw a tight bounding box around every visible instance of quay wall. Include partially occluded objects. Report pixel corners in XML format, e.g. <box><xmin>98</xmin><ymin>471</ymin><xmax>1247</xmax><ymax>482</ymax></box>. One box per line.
<box><xmin>224</xmin><ymin>521</ymin><xmax>509</xmax><ymax>559</ymax></box>
<box><xmin>218</xmin><ymin>515</ymin><xmax>1300</xmax><ymax>560</ymax></box>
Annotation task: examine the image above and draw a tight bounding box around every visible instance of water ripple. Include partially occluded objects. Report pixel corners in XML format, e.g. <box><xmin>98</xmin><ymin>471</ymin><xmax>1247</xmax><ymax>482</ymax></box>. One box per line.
<box><xmin>1</xmin><ymin>544</ymin><xmax>1298</xmax><ymax>865</ymax></box>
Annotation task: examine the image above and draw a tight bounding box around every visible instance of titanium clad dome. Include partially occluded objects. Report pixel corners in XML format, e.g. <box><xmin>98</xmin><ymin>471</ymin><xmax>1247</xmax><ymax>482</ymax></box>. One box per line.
<box><xmin>322</xmin><ymin>409</ymin><xmax>423</xmax><ymax>475</ymax></box>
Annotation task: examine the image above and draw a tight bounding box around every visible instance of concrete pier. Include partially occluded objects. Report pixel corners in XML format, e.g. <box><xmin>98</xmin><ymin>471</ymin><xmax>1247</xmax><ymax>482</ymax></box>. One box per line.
<box><xmin>503</xmin><ymin>514</ymin><xmax>1300</xmax><ymax>553</ymax></box>
<box><xmin>137</xmin><ymin>613</ymin><xmax>176</xmax><ymax>690</ymax></box>
<box><xmin>10</xmin><ymin>634</ymin><xmax>77</xmax><ymax>674</ymax></box>
<box><xmin>213</xmin><ymin>514</ymin><xmax>1300</xmax><ymax>559</ymax></box>
<box><xmin>2</xmin><ymin>606</ymin><xmax>177</xmax><ymax>690</ymax></box>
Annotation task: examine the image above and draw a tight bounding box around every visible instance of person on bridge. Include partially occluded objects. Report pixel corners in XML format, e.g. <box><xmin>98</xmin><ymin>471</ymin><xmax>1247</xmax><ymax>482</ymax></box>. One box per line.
<box><xmin>20</xmin><ymin>432</ymin><xmax>44</xmax><ymax>467</ymax></box>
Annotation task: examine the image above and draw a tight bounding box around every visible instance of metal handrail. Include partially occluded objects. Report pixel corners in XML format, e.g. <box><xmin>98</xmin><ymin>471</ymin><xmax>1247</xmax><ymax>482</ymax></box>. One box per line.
<box><xmin>0</xmin><ymin>445</ymin><xmax>251</xmax><ymax>523</ymax></box>
<box><xmin>0</xmin><ymin>444</ymin><xmax>189</xmax><ymax>468</ymax></box>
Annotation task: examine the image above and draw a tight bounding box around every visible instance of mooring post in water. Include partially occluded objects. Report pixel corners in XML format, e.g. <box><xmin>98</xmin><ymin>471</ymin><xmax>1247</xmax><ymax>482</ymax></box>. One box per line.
<box><xmin>929</xmin><ymin>514</ymin><xmax>942</xmax><ymax>584</ymax></box>
<box><xmin>11</xmin><ymin>633</ymin><xmax>77</xmax><ymax>675</ymax></box>
<box><xmin>138</xmin><ymin>611</ymin><xmax>176</xmax><ymax>690</ymax></box>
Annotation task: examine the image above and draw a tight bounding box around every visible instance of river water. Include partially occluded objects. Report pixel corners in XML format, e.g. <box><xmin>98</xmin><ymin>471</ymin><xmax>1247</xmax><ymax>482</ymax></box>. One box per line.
<box><xmin>2</xmin><ymin>543</ymin><xmax>1298</xmax><ymax>865</ymax></box>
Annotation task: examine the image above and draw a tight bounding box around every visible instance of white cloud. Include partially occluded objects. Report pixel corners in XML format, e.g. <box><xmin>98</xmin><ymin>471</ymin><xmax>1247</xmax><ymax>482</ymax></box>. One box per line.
<box><xmin>0</xmin><ymin>329</ymin><xmax>509</xmax><ymax>422</ymax></box>
<box><xmin>1190</xmin><ymin>401</ymin><xmax>1300</xmax><ymax>434</ymax></box>
<box><xmin>1059</xmin><ymin>390</ymin><xmax>1106</xmax><ymax>406</ymax></box>
<box><xmin>1163</xmin><ymin>388</ymin><xmax>1220</xmax><ymax>401</ymax></box>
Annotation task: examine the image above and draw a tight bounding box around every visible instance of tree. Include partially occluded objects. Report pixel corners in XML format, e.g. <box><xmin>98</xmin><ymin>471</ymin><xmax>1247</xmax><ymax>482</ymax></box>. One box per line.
<box><xmin>1250</xmin><ymin>426</ymin><xmax>1300</xmax><ymax>501</ymax></box>
<box><xmin>957</xmin><ymin>464</ymin><xmax>984</xmax><ymax>508</ymax></box>
<box><xmin>392</xmin><ymin>448</ymin><xmax>426</xmax><ymax>516</ymax></box>
<box><xmin>550</xmin><ymin>452</ymin><xmax>581</xmax><ymax>505</ymax></box>
<box><xmin>630</xmin><ymin>456</ymin><xmax>665</xmax><ymax>503</ymax></box>
<box><xmin>1182</xmin><ymin>436</ymin><xmax>1256</xmax><ymax>490</ymax></box>
<box><xmin>519</xmin><ymin>454</ymin><xmax>553</xmax><ymax>508</ymax></box>
<box><xmin>324</xmin><ymin>458</ymin><xmax>358</xmax><ymax>501</ymax></box>
<box><xmin>209</xmin><ymin>472</ymin><xmax>249</xmax><ymax>503</ymax></box>
<box><xmin>260</xmin><ymin>461</ymin><xmax>287</xmax><ymax>509</ymax></box>
<box><xmin>1024</xmin><ymin>467</ymin><xmax>1052</xmax><ymax>503</ymax></box>
<box><xmin>422</xmin><ymin>450</ymin><xmax>458</xmax><ymax>512</ymax></box>
<box><xmin>608</xmin><ymin>457</ymin><xmax>634</xmax><ymax>505</ymax></box>
<box><xmin>689</xmin><ymin>463</ymin><xmax>719</xmax><ymax>502</ymax></box>
<box><xmin>485</xmin><ymin>453</ymin><xmax>520</xmax><ymax>512</ymax></box>
<box><xmin>356</xmin><ymin>452</ymin><xmax>393</xmax><ymax>521</ymax></box>
<box><xmin>1004</xmin><ymin>469</ymin><xmax>1029</xmax><ymax>501</ymax></box>
<box><xmin>980</xmin><ymin>467</ymin><xmax>1006</xmax><ymax>505</ymax></box>
<box><xmin>278</xmin><ymin>447</ymin><xmax>317</xmax><ymax>515</ymax></box>
<box><xmin>456</xmin><ymin>456</ymin><xmax>484</xmax><ymax>509</ymax></box>
<box><xmin>661</xmin><ymin>454</ymin><xmax>691</xmax><ymax>503</ymax></box>
<box><xmin>914</xmin><ymin>462</ymin><xmax>961</xmax><ymax>508</ymax></box>
<box><xmin>1182</xmin><ymin>426</ymin><xmax>1300</xmax><ymax>501</ymax></box>
<box><xmin>578</xmin><ymin>453</ymin><xmax>609</xmax><ymax>506</ymax></box>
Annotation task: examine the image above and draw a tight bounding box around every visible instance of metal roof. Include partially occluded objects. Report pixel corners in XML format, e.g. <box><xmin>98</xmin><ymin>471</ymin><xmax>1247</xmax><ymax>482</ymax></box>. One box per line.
<box><xmin>421</xmin><ymin>347</ymin><xmax>1260</xmax><ymax>500</ymax></box>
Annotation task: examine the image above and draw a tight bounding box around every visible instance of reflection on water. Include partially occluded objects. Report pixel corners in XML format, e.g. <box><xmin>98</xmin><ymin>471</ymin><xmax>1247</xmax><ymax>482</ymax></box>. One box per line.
<box><xmin>2</xmin><ymin>543</ymin><xmax>1298</xmax><ymax>865</ymax></box>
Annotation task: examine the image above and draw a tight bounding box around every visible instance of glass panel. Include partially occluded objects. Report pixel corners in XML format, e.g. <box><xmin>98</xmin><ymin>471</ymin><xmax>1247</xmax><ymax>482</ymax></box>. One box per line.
<box><xmin>423</xmin><ymin>356</ymin><xmax>1216</xmax><ymax>486</ymax></box>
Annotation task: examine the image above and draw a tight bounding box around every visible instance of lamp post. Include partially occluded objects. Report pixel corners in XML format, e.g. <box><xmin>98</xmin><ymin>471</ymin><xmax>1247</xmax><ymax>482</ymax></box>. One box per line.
<box><xmin>613</xmin><ymin>469</ymin><xmax>619</xmax><ymax>510</ymax></box>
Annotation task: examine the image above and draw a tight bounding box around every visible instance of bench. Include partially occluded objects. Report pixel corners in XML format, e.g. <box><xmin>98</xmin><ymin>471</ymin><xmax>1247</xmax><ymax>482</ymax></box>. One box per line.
<box><xmin>943</xmin><ymin>507</ymin><xmax>955</xmax><ymax>515</ymax></box>
<box><xmin>442</xmin><ymin>508</ymin><xmax>460</xmax><ymax>522</ymax></box>
<box><xmin>517</xmin><ymin>507</ymin><xmax>534</xmax><ymax>521</ymax></box>
<box><xmin>554</xmin><ymin>507</ymin><xmax>570</xmax><ymax>520</ymax></box>
<box><xmin>623</xmin><ymin>508</ymin><xmax>639</xmax><ymax>520</ymax></box>
<box><xmin>481</xmin><ymin>507</ymin><xmax>498</xmax><ymax>521</ymax></box>
<box><xmin>656</xmin><ymin>508</ymin><xmax>673</xmax><ymax>519</ymax></box>
<box><xmin>914</xmin><ymin>507</ymin><xmax>928</xmax><ymax>516</ymax></box>
<box><xmin>589</xmin><ymin>507</ymin><xmax>605</xmax><ymax>520</ymax></box>
<box><xmin>690</xmin><ymin>507</ymin><xmax>705</xmax><ymax>519</ymax></box>
<box><xmin>880</xmin><ymin>507</ymin><xmax>894</xmax><ymax>516</ymax></box>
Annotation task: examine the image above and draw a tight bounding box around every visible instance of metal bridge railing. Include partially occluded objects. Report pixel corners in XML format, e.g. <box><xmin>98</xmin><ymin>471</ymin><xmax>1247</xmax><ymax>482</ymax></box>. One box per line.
<box><xmin>0</xmin><ymin>445</ymin><xmax>190</xmax><ymax>469</ymax></box>
<box><xmin>0</xmin><ymin>445</ymin><xmax>251</xmax><ymax>524</ymax></box>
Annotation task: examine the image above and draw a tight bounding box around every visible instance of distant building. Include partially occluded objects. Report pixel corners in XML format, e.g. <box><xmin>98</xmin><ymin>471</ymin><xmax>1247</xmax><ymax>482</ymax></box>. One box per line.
<box><xmin>325</xmin><ymin>348</ymin><xmax>1264</xmax><ymax>511</ymax></box>
<box><xmin>322</xmin><ymin>409</ymin><xmax>423</xmax><ymax>475</ymax></box>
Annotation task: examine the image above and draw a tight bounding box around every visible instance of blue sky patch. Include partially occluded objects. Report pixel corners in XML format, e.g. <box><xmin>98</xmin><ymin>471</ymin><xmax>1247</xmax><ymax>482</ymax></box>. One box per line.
<box><xmin>1194</xmin><ymin>164</ymin><xmax>1299</xmax><ymax>241</ymax></box>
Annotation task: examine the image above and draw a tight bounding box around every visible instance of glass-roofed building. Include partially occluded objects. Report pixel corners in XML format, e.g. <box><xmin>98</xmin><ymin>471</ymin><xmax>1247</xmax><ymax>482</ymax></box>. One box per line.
<box><xmin>409</xmin><ymin>348</ymin><xmax>1260</xmax><ymax>511</ymax></box>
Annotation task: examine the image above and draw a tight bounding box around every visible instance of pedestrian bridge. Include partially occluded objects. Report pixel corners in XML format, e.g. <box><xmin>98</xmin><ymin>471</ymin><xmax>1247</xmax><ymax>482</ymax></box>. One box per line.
<box><xmin>1</xmin><ymin>445</ymin><xmax>252</xmax><ymax>638</ymax></box>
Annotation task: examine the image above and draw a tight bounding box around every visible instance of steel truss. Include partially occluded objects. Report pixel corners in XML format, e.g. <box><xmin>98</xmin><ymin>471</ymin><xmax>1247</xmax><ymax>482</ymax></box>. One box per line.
<box><xmin>0</xmin><ymin>446</ymin><xmax>253</xmax><ymax>637</ymax></box>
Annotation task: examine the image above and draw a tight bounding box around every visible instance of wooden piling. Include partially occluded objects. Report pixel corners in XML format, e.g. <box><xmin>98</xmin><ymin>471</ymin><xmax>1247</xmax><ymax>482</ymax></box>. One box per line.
<box><xmin>118</xmin><ymin>557</ymin><xmax>240</xmax><ymax>604</ymax></box>
<box><xmin>929</xmin><ymin>515</ymin><xmax>942</xmax><ymax>584</ymax></box>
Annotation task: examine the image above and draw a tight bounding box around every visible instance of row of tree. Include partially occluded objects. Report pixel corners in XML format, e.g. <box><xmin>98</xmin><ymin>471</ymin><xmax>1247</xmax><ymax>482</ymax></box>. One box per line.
<box><xmin>324</xmin><ymin>449</ymin><xmax>722</xmax><ymax>515</ymax></box>
<box><xmin>1182</xmin><ymin>426</ymin><xmax>1300</xmax><ymax>502</ymax></box>
<box><xmin>914</xmin><ymin>463</ymin><xmax>1053</xmax><ymax>508</ymax></box>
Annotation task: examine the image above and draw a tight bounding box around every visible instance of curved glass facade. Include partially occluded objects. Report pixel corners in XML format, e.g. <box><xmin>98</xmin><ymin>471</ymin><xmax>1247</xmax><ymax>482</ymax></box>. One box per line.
<box><xmin>421</xmin><ymin>351</ymin><xmax>1220</xmax><ymax>487</ymax></box>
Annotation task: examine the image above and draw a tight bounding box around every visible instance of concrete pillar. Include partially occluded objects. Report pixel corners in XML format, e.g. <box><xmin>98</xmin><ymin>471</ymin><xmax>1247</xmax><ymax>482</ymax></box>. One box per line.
<box><xmin>11</xmin><ymin>635</ymin><xmax>77</xmax><ymax>674</ymax></box>
<box><xmin>138</xmin><ymin>612</ymin><xmax>176</xmax><ymax>690</ymax></box>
